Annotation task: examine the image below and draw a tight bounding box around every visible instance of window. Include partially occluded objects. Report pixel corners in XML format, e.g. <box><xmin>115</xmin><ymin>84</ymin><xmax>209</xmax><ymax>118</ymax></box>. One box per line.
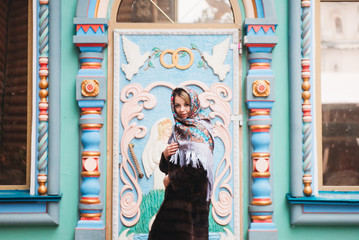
<box><xmin>287</xmin><ymin>0</ymin><xmax>359</xmax><ymax>225</ymax></box>
<box><xmin>0</xmin><ymin>0</ymin><xmax>30</xmax><ymax>188</ymax></box>
<box><xmin>334</xmin><ymin>17</ymin><xmax>343</xmax><ymax>33</ymax></box>
<box><xmin>117</xmin><ymin>0</ymin><xmax>234</xmax><ymax>24</ymax></box>
<box><xmin>318</xmin><ymin>1</ymin><xmax>359</xmax><ymax>190</ymax></box>
<box><xmin>0</xmin><ymin>0</ymin><xmax>61</xmax><ymax>225</ymax></box>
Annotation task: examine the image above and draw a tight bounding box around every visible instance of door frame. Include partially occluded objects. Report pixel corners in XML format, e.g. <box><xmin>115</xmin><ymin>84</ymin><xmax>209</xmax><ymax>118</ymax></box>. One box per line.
<box><xmin>109</xmin><ymin>28</ymin><xmax>243</xmax><ymax>240</ymax></box>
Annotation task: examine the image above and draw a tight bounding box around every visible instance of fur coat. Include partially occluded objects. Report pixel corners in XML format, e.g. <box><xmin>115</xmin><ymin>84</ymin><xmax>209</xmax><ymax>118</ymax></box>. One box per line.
<box><xmin>148</xmin><ymin>153</ymin><xmax>210</xmax><ymax>240</ymax></box>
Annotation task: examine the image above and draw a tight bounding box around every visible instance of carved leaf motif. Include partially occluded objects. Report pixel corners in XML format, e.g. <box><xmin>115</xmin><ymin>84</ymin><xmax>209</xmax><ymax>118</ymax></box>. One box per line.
<box><xmin>191</xmin><ymin>43</ymin><xmax>198</xmax><ymax>49</ymax></box>
<box><xmin>198</xmin><ymin>60</ymin><xmax>204</xmax><ymax>68</ymax></box>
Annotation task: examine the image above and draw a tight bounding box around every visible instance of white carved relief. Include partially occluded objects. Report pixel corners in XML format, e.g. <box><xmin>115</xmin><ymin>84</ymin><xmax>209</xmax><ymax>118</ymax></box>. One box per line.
<box><xmin>121</xmin><ymin>36</ymin><xmax>150</xmax><ymax>80</ymax></box>
<box><xmin>121</xmin><ymin>33</ymin><xmax>232</xmax><ymax>81</ymax></box>
<box><xmin>142</xmin><ymin>118</ymin><xmax>173</xmax><ymax>189</ymax></box>
<box><xmin>202</xmin><ymin>37</ymin><xmax>231</xmax><ymax>81</ymax></box>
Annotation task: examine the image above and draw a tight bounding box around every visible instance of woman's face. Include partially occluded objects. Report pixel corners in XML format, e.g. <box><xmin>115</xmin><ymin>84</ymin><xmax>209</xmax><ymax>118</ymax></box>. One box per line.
<box><xmin>174</xmin><ymin>96</ymin><xmax>191</xmax><ymax>119</ymax></box>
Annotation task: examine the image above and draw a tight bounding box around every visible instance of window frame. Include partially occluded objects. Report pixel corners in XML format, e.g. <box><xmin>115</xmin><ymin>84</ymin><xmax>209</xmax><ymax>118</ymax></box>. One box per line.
<box><xmin>287</xmin><ymin>0</ymin><xmax>359</xmax><ymax>225</ymax></box>
<box><xmin>0</xmin><ymin>0</ymin><xmax>61</xmax><ymax>225</ymax></box>
<box><xmin>0</xmin><ymin>0</ymin><xmax>32</xmax><ymax>190</ymax></box>
<box><xmin>110</xmin><ymin>0</ymin><xmax>242</xmax><ymax>29</ymax></box>
<box><xmin>316</xmin><ymin>0</ymin><xmax>359</xmax><ymax>192</ymax></box>
<box><xmin>115</xmin><ymin>0</ymin><xmax>237</xmax><ymax>25</ymax></box>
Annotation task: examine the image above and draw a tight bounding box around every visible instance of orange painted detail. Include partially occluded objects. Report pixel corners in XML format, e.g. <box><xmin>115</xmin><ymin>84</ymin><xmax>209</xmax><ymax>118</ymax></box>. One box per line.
<box><xmin>251</xmin><ymin>128</ymin><xmax>270</xmax><ymax>133</ymax></box>
<box><xmin>81</xmin><ymin>107</ymin><xmax>101</xmax><ymax>111</ymax></box>
<box><xmin>80</xmin><ymin>197</ymin><xmax>101</xmax><ymax>204</ymax></box>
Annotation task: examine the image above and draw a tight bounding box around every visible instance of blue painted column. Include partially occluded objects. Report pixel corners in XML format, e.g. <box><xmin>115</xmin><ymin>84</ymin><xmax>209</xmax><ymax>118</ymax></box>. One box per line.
<box><xmin>73</xmin><ymin>18</ymin><xmax>108</xmax><ymax>240</ymax></box>
<box><xmin>244</xmin><ymin>19</ymin><xmax>278</xmax><ymax>240</ymax></box>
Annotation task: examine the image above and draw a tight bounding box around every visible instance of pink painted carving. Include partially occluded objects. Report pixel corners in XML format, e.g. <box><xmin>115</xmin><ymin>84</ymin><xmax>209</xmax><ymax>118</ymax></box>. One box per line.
<box><xmin>119</xmin><ymin>83</ymin><xmax>155</xmax><ymax>226</ymax></box>
<box><xmin>119</xmin><ymin>82</ymin><xmax>174</xmax><ymax>227</ymax></box>
<box><xmin>198</xmin><ymin>83</ymin><xmax>233</xmax><ymax>225</ymax></box>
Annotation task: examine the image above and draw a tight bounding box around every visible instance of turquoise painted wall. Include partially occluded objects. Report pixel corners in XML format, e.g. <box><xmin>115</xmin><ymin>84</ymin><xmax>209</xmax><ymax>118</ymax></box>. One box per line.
<box><xmin>271</xmin><ymin>0</ymin><xmax>359</xmax><ymax>239</ymax></box>
<box><xmin>0</xmin><ymin>0</ymin><xmax>359</xmax><ymax>239</ymax></box>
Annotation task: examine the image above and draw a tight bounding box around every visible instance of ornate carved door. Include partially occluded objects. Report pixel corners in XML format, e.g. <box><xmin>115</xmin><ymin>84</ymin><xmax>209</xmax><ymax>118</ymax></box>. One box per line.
<box><xmin>112</xmin><ymin>29</ymin><xmax>241</xmax><ymax>240</ymax></box>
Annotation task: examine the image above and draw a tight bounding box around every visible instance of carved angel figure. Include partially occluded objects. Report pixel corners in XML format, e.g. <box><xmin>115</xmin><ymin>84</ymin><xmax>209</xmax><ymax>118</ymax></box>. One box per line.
<box><xmin>142</xmin><ymin>118</ymin><xmax>173</xmax><ymax>189</ymax></box>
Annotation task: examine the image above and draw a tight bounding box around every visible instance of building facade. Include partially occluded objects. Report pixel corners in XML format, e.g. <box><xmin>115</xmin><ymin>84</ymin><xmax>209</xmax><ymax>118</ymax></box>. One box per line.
<box><xmin>0</xmin><ymin>0</ymin><xmax>358</xmax><ymax>239</ymax></box>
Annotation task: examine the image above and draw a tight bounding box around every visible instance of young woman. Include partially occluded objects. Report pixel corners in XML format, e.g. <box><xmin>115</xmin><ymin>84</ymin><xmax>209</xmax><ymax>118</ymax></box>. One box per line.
<box><xmin>148</xmin><ymin>87</ymin><xmax>214</xmax><ymax>240</ymax></box>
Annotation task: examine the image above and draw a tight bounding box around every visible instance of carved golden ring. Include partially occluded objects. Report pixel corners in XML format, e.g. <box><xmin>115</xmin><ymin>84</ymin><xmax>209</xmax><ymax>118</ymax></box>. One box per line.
<box><xmin>251</xmin><ymin>215</ymin><xmax>272</xmax><ymax>220</ymax></box>
<box><xmin>252</xmin><ymin>172</ymin><xmax>271</xmax><ymax>178</ymax></box>
<box><xmin>80</xmin><ymin>213</ymin><xmax>102</xmax><ymax>218</ymax></box>
<box><xmin>80</xmin><ymin>213</ymin><xmax>101</xmax><ymax>218</ymax></box>
<box><xmin>160</xmin><ymin>47</ymin><xmax>194</xmax><ymax>70</ymax></box>
<box><xmin>160</xmin><ymin>49</ymin><xmax>175</xmax><ymax>68</ymax></box>
<box><xmin>252</xmin><ymin>152</ymin><xmax>270</xmax><ymax>158</ymax></box>
<box><xmin>80</xmin><ymin>198</ymin><xmax>101</xmax><ymax>204</ymax></box>
<box><xmin>82</xmin><ymin>151</ymin><xmax>101</xmax><ymax>157</ymax></box>
<box><xmin>81</xmin><ymin>171</ymin><xmax>101</xmax><ymax>177</ymax></box>
<box><xmin>250</xmin><ymin>125</ymin><xmax>271</xmax><ymax>130</ymax></box>
<box><xmin>251</xmin><ymin>200</ymin><xmax>272</xmax><ymax>206</ymax></box>
<box><xmin>81</xmin><ymin>123</ymin><xmax>103</xmax><ymax>129</ymax></box>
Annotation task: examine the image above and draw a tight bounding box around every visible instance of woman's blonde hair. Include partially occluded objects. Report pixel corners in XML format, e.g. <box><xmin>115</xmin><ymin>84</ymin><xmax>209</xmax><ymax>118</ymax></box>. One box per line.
<box><xmin>172</xmin><ymin>88</ymin><xmax>190</xmax><ymax>105</ymax></box>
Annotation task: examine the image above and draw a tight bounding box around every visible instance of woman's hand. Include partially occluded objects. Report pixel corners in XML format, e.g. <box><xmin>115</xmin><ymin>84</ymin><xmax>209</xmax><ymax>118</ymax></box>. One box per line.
<box><xmin>163</xmin><ymin>175</ymin><xmax>170</xmax><ymax>188</ymax></box>
<box><xmin>163</xmin><ymin>142</ymin><xmax>179</xmax><ymax>160</ymax></box>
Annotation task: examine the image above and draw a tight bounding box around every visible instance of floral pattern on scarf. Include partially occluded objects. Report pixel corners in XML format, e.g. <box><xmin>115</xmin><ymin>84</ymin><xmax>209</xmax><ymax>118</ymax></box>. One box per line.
<box><xmin>171</xmin><ymin>87</ymin><xmax>214</xmax><ymax>151</ymax></box>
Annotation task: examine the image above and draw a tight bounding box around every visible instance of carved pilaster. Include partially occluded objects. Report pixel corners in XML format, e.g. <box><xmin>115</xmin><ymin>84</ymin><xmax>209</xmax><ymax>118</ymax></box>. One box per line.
<box><xmin>74</xmin><ymin>18</ymin><xmax>108</xmax><ymax>240</ymax></box>
<box><xmin>301</xmin><ymin>0</ymin><xmax>313</xmax><ymax>196</ymax></box>
<box><xmin>244</xmin><ymin>18</ymin><xmax>278</xmax><ymax>240</ymax></box>
<box><xmin>37</xmin><ymin>0</ymin><xmax>49</xmax><ymax>196</ymax></box>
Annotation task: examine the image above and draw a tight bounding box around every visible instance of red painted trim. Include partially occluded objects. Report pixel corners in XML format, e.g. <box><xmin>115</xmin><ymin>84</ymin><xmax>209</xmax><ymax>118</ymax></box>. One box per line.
<box><xmin>82</xmin><ymin>66</ymin><xmax>101</xmax><ymax>69</ymax></box>
<box><xmin>252</xmin><ymin>129</ymin><xmax>270</xmax><ymax>133</ymax></box>
<box><xmin>80</xmin><ymin>217</ymin><xmax>101</xmax><ymax>220</ymax></box>
<box><xmin>75</xmin><ymin>43</ymin><xmax>106</xmax><ymax>47</ymax></box>
<box><xmin>246</xmin><ymin>43</ymin><xmax>277</xmax><ymax>48</ymax></box>
<box><xmin>81</xmin><ymin>108</ymin><xmax>102</xmax><ymax>111</ymax></box>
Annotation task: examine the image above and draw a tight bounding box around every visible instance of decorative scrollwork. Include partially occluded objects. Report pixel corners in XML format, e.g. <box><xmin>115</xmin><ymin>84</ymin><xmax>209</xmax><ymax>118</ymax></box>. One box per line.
<box><xmin>198</xmin><ymin>82</ymin><xmax>233</xmax><ymax>225</ymax></box>
<box><xmin>119</xmin><ymin>83</ymin><xmax>156</xmax><ymax>227</ymax></box>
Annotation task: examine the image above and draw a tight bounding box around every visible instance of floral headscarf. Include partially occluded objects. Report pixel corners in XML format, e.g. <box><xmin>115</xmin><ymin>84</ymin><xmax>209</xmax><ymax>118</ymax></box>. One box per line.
<box><xmin>168</xmin><ymin>87</ymin><xmax>214</xmax><ymax>201</ymax></box>
<box><xmin>171</xmin><ymin>87</ymin><xmax>214</xmax><ymax>151</ymax></box>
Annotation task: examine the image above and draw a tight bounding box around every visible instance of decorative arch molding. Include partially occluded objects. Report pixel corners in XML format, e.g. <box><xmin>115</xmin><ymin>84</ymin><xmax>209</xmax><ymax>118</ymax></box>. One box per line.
<box><xmin>74</xmin><ymin>0</ymin><xmax>277</xmax><ymax>19</ymax></box>
<box><xmin>73</xmin><ymin>0</ymin><xmax>278</xmax><ymax>240</ymax></box>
